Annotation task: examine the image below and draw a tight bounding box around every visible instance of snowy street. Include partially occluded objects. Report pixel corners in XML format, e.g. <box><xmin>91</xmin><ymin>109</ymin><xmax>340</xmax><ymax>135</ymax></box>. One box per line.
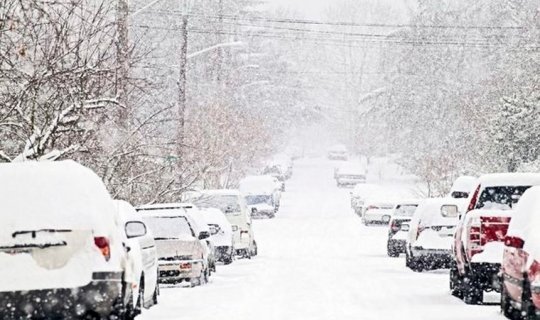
<box><xmin>141</xmin><ymin>158</ymin><xmax>503</xmax><ymax>320</ymax></box>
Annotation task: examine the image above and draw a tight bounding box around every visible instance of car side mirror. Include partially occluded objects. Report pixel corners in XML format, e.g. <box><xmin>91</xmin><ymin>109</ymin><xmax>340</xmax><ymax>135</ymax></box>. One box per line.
<box><xmin>251</xmin><ymin>207</ymin><xmax>258</xmax><ymax>214</ymax></box>
<box><xmin>231</xmin><ymin>225</ymin><xmax>239</xmax><ymax>232</ymax></box>
<box><xmin>125</xmin><ymin>221</ymin><xmax>147</xmax><ymax>239</ymax></box>
<box><xmin>504</xmin><ymin>235</ymin><xmax>524</xmax><ymax>249</ymax></box>
<box><xmin>401</xmin><ymin>224</ymin><xmax>410</xmax><ymax>232</ymax></box>
<box><xmin>441</xmin><ymin>205</ymin><xmax>459</xmax><ymax>218</ymax></box>
<box><xmin>198</xmin><ymin>231</ymin><xmax>210</xmax><ymax>240</ymax></box>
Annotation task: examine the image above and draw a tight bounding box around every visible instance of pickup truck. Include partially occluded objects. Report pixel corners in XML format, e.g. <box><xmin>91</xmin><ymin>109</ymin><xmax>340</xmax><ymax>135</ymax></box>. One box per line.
<box><xmin>450</xmin><ymin>173</ymin><xmax>540</xmax><ymax>305</ymax></box>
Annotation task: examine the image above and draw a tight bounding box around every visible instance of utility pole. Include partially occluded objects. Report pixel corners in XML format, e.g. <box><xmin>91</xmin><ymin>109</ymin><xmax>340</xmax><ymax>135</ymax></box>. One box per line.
<box><xmin>216</xmin><ymin>0</ymin><xmax>224</xmax><ymax>84</ymax></box>
<box><xmin>116</xmin><ymin>0</ymin><xmax>130</xmax><ymax>127</ymax></box>
<box><xmin>177</xmin><ymin>1</ymin><xmax>189</xmax><ymax>166</ymax></box>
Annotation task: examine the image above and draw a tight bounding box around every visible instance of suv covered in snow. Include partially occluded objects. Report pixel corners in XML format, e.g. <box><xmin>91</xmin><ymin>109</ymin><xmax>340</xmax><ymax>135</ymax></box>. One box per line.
<box><xmin>0</xmin><ymin>161</ymin><xmax>131</xmax><ymax>319</ymax></box>
<box><xmin>406</xmin><ymin>198</ymin><xmax>466</xmax><ymax>272</ymax></box>
<box><xmin>335</xmin><ymin>163</ymin><xmax>366</xmax><ymax>188</ymax></box>
<box><xmin>327</xmin><ymin>144</ymin><xmax>348</xmax><ymax>160</ymax></box>
<box><xmin>450</xmin><ymin>173</ymin><xmax>540</xmax><ymax>305</ymax></box>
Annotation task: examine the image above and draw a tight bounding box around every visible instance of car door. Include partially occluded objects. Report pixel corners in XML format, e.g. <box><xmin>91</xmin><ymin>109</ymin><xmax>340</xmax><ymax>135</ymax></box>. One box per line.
<box><xmin>138</xmin><ymin>230</ymin><xmax>158</xmax><ymax>302</ymax></box>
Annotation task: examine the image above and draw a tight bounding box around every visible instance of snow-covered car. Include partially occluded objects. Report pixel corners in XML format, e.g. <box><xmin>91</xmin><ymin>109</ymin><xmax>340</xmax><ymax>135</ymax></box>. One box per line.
<box><xmin>362</xmin><ymin>199</ymin><xmax>396</xmax><ymax>225</ymax></box>
<box><xmin>500</xmin><ymin>186</ymin><xmax>540</xmax><ymax>319</ymax></box>
<box><xmin>387</xmin><ymin>200</ymin><xmax>420</xmax><ymax>257</ymax></box>
<box><xmin>178</xmin><ymin>203</ymin><xmax>217</xmax><ymax>275</ymax></box>
<box><xmin>335</xmin><ymin>163</ymin><xmax>366</xmax><ymax>187</ymax></box>
<box><xmin>190</xmin><ymin>190</ymin><xmax>258</xmax><ymax>259</ymax></box>
<box><xmin>137</xmin><ymin>204</ymin><xmax>210</xmax><ymax>287</ymax></box>
<box><xmin>450</xmin><ymin>173</ymin><xmax>540</xmax><ymax>305</ymax></box>
<box><xmin>269</xmin><ymin>153</ymin><xmax>293</xmax><ymax>179</ymax></box>
<box><xmin>0</xmin><ymin>161</ymin><xmax>132</xmax><ymax>319</ymax></box>
<box><xmin>114</xmin><ymin>200</ymin><xmax>159</xmax><ymax>315</ymax></box>
<box><xmin>350</xmin><ymin>184</ymin><xmax>382</xmax><ymax>216</ymax></box>
<box><xmin>240</xmin><ymin>175</ymin><xmax>281</xmax><ymax>217</ymax></box>
<box><xmin>406</xmin><ymin>198</ymin><xmax>466</xmax><ymax>272</ymax></box>
<box><xmin>200</xmin><ymin>208</ymin><xmax>236</xmax><ymax>264</ymax></box>
<box><xmin>262</xmin><ymin>164</ymin><xmax>287</xmax><ymax>189</ymax></box>
<box><xmin>449</xmin><ymin>176</ymin><xmax>477</xmax><ymax>199</ymax></box>
<box><xmin>327</xmin><ymin>144</ymin><xmax>348</xmax><ymax>160</ymax></box>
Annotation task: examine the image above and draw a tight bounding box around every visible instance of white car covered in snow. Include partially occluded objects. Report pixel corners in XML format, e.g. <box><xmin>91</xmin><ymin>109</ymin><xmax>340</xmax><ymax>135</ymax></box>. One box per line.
<box><xmin>361</xmin><ymin>199</ymin><xmax>396</xmax><ymax>225</ymax></box>
<box><xmin>200</xmin><ymin>208</ymin><xmax>236</xmax><ymax>265</ymax></box>
<box><xmin>190</xmin><ymin>190</ymin><xmax>258</xmax><ymax>259</ymax></box>
<box><xmin>327</xmin><ymin>144</ymin><xmax>348</xmax><ymax>160</ymax></box>
<box><xmin>0</xmin><ymin>161</ymin><xmax>132</xmax><ymax>319</ymax></box>
<box><xmin>240</xmin><ymin>175</ymin><xmax>281</xmax><ymax>218</ymax></box>
<box><xmin>335</xmin><ymin>162</ymin><xmax>366</xmax><ymax>188</ymax></box>
<box><xmin>114</xmin><ymin>200</ymin><xmax>159</xmax><ymax>315</ymax></box>
<box><xmin>350</xmin><ymin>184</ymin><xmax>383</xmax><ymax>215</ymax></box>
<box><xmin>387</xmin><ymin>200</ymin><xmax>420</xmax><ymax>257</ymax></box>
<box><xmin>406</xmin><ymin>198</ymin><xmax>466</xmax><ymax>272</ymax></box>
<box><xmin>449</xmin><ymin>176</ymin><xmax>477</xmax><ymax>199</ymax></box>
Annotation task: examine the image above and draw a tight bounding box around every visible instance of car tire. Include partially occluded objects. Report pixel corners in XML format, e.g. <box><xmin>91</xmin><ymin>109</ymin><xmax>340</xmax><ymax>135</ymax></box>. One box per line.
<box><xmin>463</xmin><ymin>270</ymin><xmax>483</xmax><ymax>305</ymax></box>
<box><xmin>501</xmin><ymin>283</ymin><xmax>521</xmax><ymax>320</ymax></box>
<box><xmin>251</xmin><ymin>241</ymin><xmax>258</xmax><ymax>257</ymax></box>
<box><xmin>152</xmin><ymin>282</ymin><xmax>159</xmax><ymax>306</ymax></box>
<box><xmin>450</xmin><ymin>262</ymin><xmax>463</xmax><ymax>298</ymax></box>
<box><xmin>387</xmin><ymin>243</ymin><xmax>399</xmax><ymax>258</ymax></box>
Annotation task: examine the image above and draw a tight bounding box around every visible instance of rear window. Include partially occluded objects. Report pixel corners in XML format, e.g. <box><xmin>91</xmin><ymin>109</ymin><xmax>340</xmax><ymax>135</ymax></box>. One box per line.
<box><xmin>476</xmin><ymin>186</ymin><xmax>531</xmax><ymax>210</ymax></box>
<box><xmin>142</xmin><ymin>216</ymin><xmax>194</xmax><ymax>239</ymax></box>
<box><xmin>394</xmin><ymin>204</ymin><xmax>418</xmax><ymax>217</ymax></box>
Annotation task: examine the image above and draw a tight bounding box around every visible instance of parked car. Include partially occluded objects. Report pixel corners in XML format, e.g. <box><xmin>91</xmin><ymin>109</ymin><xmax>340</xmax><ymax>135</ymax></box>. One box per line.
<box><xmin>350</xmin><ymin>184</ymin><xmax>383</xmax><ymax>216</ymax></box>
<box><xmin>362</xmin><ymin>198</ymin><xmax>396</xmax><ymax>225</ymax></box>
<box><xmin>190</xmin><ymin>190</ymin><xmax>257</xmax><ymax>259</ymax></box>
<box><xmin>335</xmin><ymin>163</ymin><xmax>366</xmax><ymax>187</ymax></box>
<box><xmin>406</xmin><ymin>198</ymin><xmax>466</xmax><ymax>272</ymax></box>
<box><xmin>200</xmin><ymin>208</ymin><xmax>236</xmax><ymax>265</ymax></box>
<box><xmin>240</xmin><ymin>175</ymin><xmax>281</xmax><ymax>218</ymax></box>
<box><xmin>327</xmin><ymin>144</ymin><xmax>348</xmax><ymax>160</ymax></box>
<box><xmin>450</xmin><ymin>173</ymin><xmax>540</xmax><ymax>305</ymax></box>
<box><xmin>500</xmin><ymin>186</ymin><xmax>540</xmax><ymax>319</ymax></box>
<box><xmin>387</xmin><ymin>200</ymin><xmax>420</xmax><ymax>257</ymax></box>
<box><xmin>176</xmin><ymin>203</ymin><xmax>216</xmax><ymax>276</ymax></box>
<box><xmin>262</xmin><ymin>165</ymin><xmax>287</xmax><ymax>190</ymax></box>
<box><xmin>0</xmin><ymin>161</ymin><xmax>132</xmax><ymax>319</ymax></box>
<box><xmin>137</xmin><ymin>204</ymin><xmax>210</xmax><ymax>287</ymax></box>
<box><xmin>114</xmin><ymin>200</ymin><xmax>159</xmax><ymax>315</ymax></box>
<box><xmin>449</xmin><ymin>176</ymin><xmax>477</xmax><ymax>199</ymax></box>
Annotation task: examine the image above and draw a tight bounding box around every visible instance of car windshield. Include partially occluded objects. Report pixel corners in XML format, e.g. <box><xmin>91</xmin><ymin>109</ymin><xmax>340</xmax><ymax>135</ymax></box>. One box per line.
<box><xmin>192</xmin><ymin>195</ymin><xmax>241</xmax><ymax>215</ymax></box>
<box><xmin>142</xmin><ymin>216</ymin><xmax>194</xmax><ymax>239</ymax></box>
<box><xmin>245</xmin><ymin>195</ymin><xmax>273</xmax><ymax>205</ymax></box>
<box><xmin>394</xmin><ymin>204</ymin><xmax>418</xmax><ymax>217</ymax></box>
<box><xmin>476</xmin><ymin>186</ymin><xmax>531</xmax><ymax>210</ymax></box>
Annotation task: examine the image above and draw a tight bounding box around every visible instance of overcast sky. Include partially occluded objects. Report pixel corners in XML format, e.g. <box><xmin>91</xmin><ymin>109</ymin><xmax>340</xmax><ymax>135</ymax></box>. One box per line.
<box><xmin>262</xmin><ymin>0</ymin><xmax>416</xmax><ymax>20</ymax></box>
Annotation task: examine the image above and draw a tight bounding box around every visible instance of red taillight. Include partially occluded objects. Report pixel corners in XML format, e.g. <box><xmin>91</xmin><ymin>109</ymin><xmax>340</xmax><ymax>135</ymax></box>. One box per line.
<box><xmin>391</xmin><ymin>221</ymin><xmax>400</xmax><ymax>232</ymax></box>
<box><xmin>467</xmin><ymin>184</ymin><xmax>481</xmax><ymax>213</ymax></box>
<box><xmin>504</xmin><ymin>236</ymin><xmax>524</xmax><ymax>249</ymax></box>
<box><xmin>467</xmin><ymin>219</ymin><xmax>482</xmax><ymax>258</ymax></box>
<box><xmin>180</xmin><ymin>262</ymin><xmax>192</xmax><ymax>270</ymax></box>
<box><xmin>94</xmin><ymin>237</ymin><xmax>111</xmax><ymax>261</ymax></box>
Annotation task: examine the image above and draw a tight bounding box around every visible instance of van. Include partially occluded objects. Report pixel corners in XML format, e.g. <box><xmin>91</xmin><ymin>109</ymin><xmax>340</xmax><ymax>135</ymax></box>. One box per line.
<box><xmin>0</xmin><ymin>161</ymin><xmax>131</xmax><ymax>319</ymax></box>
<box><xmin>190</xmin><ymin>190</ymin><xmax>257</xmax><ymax>259</ymax></box>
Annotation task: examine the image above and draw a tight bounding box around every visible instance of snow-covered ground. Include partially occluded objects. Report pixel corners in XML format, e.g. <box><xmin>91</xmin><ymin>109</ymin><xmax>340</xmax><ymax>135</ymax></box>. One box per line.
<box><xmin>141</xmin><ymin>158</ymin><xmax>503</xmax><ymax>320</ymax></box>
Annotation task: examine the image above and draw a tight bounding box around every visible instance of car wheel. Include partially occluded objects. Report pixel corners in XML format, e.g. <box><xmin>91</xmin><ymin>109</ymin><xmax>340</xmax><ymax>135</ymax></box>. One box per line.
<box><xmin>450</xmin><ymin>262</ymin><xmax>463</xmax><ymax>298</ymax></box>
<box><xmin>252</xmin><ymin>241</ymin><xmax>258</xmax><ymax>257</ymax></box>
<box><xmin>134</xmin><ymin>281</ymin><xmax>143</xmax><ymax>316</ymax></box>
<box><xmin>501</xmin><ymin>283</ymin><xmax>521</xmax><ymax>320</ymax></box>
<box><xmin>387</xmin><ymin>243</ymin><xmax>399</xmax><ymax>258</ymax></box>
<box><xmin>463</xmin><ymin>270</ymin><xmax>483</xmax><ymax>305</ymax></box>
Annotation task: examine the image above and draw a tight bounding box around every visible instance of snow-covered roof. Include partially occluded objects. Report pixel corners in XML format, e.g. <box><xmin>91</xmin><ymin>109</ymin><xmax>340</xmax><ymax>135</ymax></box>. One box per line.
<box><xmin>136</xmin><ymin>203</ymin><xmax>188</xmax><ymax>218</ymax></box>
<box><xmin>450</xmin><ymin>176</ymin><xmax>478</xmax><ymax>193</ymax></box>
<box><xmin>478</xmin><ymin>173</ymin><xmax>540</xmax><ymax>187</ymax></box>
<box><xmin>0</xmin><ymin>160</ymin><xmax>116</xmax><ymax>236</ymax></box>
<box><xmin>201</xmin><ymin>189</ymin><xmax>241</xmax><ymax>196</ymax></box>
<box><xmin>114</xmin><ymin>199</ymin><xmax>139</xmax><ymax>223</ymax></box>
<box><xmin>199</xmin><ymin>208</ymin><xmax>230</xmax><ymax>227</ymax></box>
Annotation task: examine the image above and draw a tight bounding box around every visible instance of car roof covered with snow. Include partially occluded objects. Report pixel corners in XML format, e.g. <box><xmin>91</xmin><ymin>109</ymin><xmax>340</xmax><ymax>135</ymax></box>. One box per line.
<box><xmin>0</xmin><ymin>160</ymin><xmax>116</xmax><ymax>236</ymax></box>
<box><xmin>199</xmin><ymin>208</ymin><xmax>230</xmax><ymax>226</ymax></box>
<box><xmin>477</xmin><ymin>173</ymin><xmax>540</xmax><ymax>187</ymax></box>
<box><xmin>450</xmin><ymin>176</ymin><xmax>477</xmax><ymax>193</ymax></box>
<box><xmin>136</xmin><ymin>203</ymin><xmax>189</xmax><ymax>218</ymax></box>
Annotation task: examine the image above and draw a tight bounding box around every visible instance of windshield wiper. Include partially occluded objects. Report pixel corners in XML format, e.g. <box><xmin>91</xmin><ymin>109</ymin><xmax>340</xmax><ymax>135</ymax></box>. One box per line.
<box><xmin>12</xmin><ymin>229</ymin><xmax>72</xmax><ymax>239</ymax></box>
<box><xmin>154</xmin><ymin>237</ymin><xmax>180</xmax><ymax>240</ymax></box>
<box><xmin>0</xmin><ymin>242</ymin><xmax>67</xmax><ymax>250</ymax></box>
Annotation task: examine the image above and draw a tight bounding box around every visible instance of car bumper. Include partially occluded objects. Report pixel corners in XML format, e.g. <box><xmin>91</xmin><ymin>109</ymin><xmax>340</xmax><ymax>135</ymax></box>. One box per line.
<box><xmin>471</xmin><ymin>262</ymin><xmax>502</xmax><ymax>292</ymax></box>
<box><xmin>411</xmin><ymin>247</ymin><xmax>453</xmax><ymax>267</ymax></box>
<box><xmin>364</xmin><ymin>213</ymin><xmax>391</xmax><ymax>224</ymax></box>
<box><xmin>0</xmin><ymin>272</ymin><xmax>124</xmax><ymax>319</ymax></box>
<box><xmin>158</xmin><ymin>260</ymin><xmax>204</xmax><ymax>283</ymax></box>
<box><xmin>337</xmin><ymin>179</ymin><xmax>365</xmax><ymax>186</ymax></box>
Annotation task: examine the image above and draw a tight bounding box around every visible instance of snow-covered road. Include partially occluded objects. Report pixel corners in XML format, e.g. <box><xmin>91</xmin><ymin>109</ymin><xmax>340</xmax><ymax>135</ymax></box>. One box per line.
<box><xmin>141</xmin><ymin>158</ymin><xmax>504</xmax><ymax>320</ymax></box>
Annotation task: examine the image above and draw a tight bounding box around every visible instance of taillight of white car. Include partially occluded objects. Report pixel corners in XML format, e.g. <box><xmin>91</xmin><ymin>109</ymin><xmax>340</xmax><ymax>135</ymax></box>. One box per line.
<box><xmin>94</xmin><ymin>236</ymin><xmax>111</xmax><ymax>261</ymax></box>
<box><xmin>467</xmin><ymin>217</ymin><xmax>482</xmax><ymax>258</ymax></box>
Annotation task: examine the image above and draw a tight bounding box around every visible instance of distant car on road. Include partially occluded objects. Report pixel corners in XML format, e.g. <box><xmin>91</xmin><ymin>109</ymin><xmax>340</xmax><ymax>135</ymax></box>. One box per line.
<box><xmin>137</xmin><ymin>204</ymin><xmax>210</xmax><ymax>287</ymax></box>
<box><xmin>335</xmin><ymin>163</ymin><xmax>366</xmax><ymax>188</ymax></box>
<box><xmin>362</xmin><ymin>199</ymin><xmax>396</xmax><ymax>225</ymax></box>
<box><xmin>327</xmin><ymin>144</ymin><xmax>348</xmax><ymax>160</ymax></box>
<box><xmin>406</xmin><ymin>198</ymin><xmax>466</xmax><ymax>272</ymax></box>
<box><xmin>387</xmin><ymin>200</ymin><xmax>420</xmax><ymax>257</ymax></box>
<box><xmin>350</xmin><ymin>184</ymin><xmax>383</xmax><ymax>216</ymax></box>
